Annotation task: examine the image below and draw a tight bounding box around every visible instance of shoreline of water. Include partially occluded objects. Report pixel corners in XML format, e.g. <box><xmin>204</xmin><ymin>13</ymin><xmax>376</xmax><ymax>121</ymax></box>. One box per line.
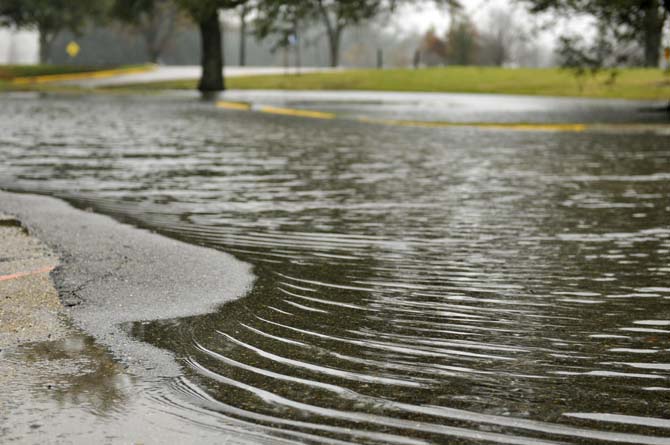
<box><xmin>0</xmin><ymin>189</ymin><xmax>255</xmax><ymax>376</ymax></box>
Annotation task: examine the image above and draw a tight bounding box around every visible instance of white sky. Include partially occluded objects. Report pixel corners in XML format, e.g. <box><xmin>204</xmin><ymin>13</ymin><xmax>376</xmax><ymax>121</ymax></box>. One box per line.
<box><xmin>391</xmin><ymin>0</ymin><xmax>596</xmax><ymax>49</ymax></box>
<box><xmin>0</xmin><ymin>28</ymin><xmax>38</xmax><ymax>63</ymax></box>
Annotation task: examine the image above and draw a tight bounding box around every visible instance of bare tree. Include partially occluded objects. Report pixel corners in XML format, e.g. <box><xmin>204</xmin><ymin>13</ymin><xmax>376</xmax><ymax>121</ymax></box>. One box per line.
<box><xmin>477</xmin><ymin>8</ymin><xmax>530</xmax><ymax>66</ymax></box>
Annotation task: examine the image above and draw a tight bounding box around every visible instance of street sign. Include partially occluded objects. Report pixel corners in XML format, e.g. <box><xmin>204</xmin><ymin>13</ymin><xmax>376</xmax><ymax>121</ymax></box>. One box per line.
<box><xmin>66</xmin><ymin>41</ymin><xmax>80</xmax><ymax>58</ymax></box>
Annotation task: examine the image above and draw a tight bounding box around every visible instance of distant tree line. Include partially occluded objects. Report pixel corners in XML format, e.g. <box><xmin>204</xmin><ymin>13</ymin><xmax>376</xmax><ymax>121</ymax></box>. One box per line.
<box><xmin>1</xmin><ymin>0</ymin><xmax>668</xmax><ymax>92</ymax></box>
<box><xmin>0</xmin><ymin>0</ymin><xmax>111</xmax><ymax>64</ymax></box>
<box><xmin>523</xmin><ymin>0</ymin><xmax>670</xmax><ymax>68</ymax></box>
<box><xmin>45</xmin><ymin>17</ymin><xmax>445</xmax><ymax>69</ymax></box>
<box><xmin>0</xmin><ymin>0</ymin><xmax>457</xmax><ymax>91</ymax></box>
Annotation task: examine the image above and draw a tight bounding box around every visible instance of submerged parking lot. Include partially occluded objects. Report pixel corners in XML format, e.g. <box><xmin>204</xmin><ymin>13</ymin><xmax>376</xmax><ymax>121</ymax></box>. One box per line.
<box><xmin>1</xmin><ymin>91</ymin><xmax>669</xmax><ymax>444</ymax></box>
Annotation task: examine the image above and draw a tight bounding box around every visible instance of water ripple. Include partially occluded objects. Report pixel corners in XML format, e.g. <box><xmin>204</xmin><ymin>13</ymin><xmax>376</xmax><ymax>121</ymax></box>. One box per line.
<box><xmin>1</xmin><ymin>95</ymin><xmax>669</xmax><ymax>444</ymax></box>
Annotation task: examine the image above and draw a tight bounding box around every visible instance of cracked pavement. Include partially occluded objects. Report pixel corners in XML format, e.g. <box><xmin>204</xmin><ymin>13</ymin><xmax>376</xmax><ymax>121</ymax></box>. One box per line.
<box><xmin>0</xmin><ymin>190</ymin><xmax>254</xmax><ymax>376</ymax></box>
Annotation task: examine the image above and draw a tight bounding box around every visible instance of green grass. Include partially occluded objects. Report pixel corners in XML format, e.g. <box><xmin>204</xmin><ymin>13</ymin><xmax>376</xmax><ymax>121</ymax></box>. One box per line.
<box><xmin>0</xmin><ymin>64</ymin><xmax>95</xmax><ymax>92</ymax></box>
<box><xmin>3</xmin><ymin>65</ymin><xmax>669</xmax><ymax>100</ymax></box>
<box><xmin>0</xmin><ymin>64</ymin><xmax>103</xmax><ymax>81</ymax></box>
<box><xmin>113</xmin><ymin>67</ymin><xmax>670</xmax><ymax>100</ymax></box>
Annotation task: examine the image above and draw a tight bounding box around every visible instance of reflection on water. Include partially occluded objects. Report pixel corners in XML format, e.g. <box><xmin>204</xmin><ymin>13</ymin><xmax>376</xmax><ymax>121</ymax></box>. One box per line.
<box><xmin>0</xmin><ymin>332</ymin><xmax>131</xmax><ymax>440</ymax></box>
<box><xmin>15</xmin><ymin>335</ymin><xmax>129</xmax><ymax>413</ymax></box>
<box><xmin>1</xmin><ymin>94</ymin><xmax>669</xmax><ymax>444</ymax></box>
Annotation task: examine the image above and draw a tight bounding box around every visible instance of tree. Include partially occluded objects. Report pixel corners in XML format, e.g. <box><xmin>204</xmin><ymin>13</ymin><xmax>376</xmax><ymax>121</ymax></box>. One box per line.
<box><xmin>115</xmin><ymin>0</ymin><xmax>248</xmax><ymax>92</ymax></box>
<box><xmin>478</xmin><ymin>8</ymin><xmax>528</xmax><ymax>66</ymax></box>
<box><xmin>256</xmin><ymin>0</ymin><xmax>388</xmax><ymax>68</ymax></box>
<box><xmin>0</xmin><ymin>0</ymin><xmax>110</xmax><ymax>63</ymax></box>
<box><xmin>524</xmin><ymin>0</ymin><xmax>670</xmax><ymax>67</ymax></box>
<box><xmin>254</xmin><ymin>0</ymin><xmax>309</xmax><ymax>64</ymax></box>
<box><xmin>418</xmin><ymin>29</ymin><xmax>448</xmax><ymax>66</ymax></box>
<box><xmin>555</xmin><ymin>23</ymin><xmax>630</xmax><ymax>91</ymax></box>
<box><xmin>256</xmin><ymin>0</ymin><xmax>460</xmax><ymax>68</ymax></box>
<box><xmin>238</xmin><ymin>2</ymin><xmax>253</xmax><ymax>66</ymax></box>
<box><xmin>114</xmin><ymin>0</ymin><xmax>182</xmax><ymax>63</ymax></box>
<box><xmin>314</xmin><ymin>0</ymin><xmax>386</xmax><ymax>67</ymax></box>
<box><xmin>177</xmin><ymin>0</ymin><xmax>252</xmax><ymax>91</ymax></box>
<box><xmin>445</xmin><ymin>14</ymin><xmax>478</xmax><ymax>65</ymax></box>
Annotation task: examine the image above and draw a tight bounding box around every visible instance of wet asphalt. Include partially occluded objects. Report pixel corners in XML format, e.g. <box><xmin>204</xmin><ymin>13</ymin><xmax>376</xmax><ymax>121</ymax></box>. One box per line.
<box><xmin>0</xmin><ymin>190</ymin><xmax>254</xmax><ymax>376</ymax></box>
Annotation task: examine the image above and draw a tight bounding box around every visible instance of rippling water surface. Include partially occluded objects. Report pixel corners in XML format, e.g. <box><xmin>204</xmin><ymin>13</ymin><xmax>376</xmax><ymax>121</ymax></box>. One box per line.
<box><xmin>1</xmin><ymin>94</ymin><xmax>669</xmax><ymax>444</ymax></box>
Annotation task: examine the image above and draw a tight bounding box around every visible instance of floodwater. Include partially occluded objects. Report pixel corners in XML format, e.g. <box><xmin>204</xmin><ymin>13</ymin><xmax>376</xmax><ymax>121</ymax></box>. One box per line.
<box><xmin>1</xmin><ymin>92</ymin><xmax>669</xmax><ymax>444</ymax></box>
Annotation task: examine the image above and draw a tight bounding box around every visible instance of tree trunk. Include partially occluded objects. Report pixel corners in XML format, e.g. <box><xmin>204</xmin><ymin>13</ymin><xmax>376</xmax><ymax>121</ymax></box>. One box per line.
<box><xmin>642</xmin><ymin>0</ymin><xmax>663</xmax><ymax>67</ymax></box>
<box><xmin>148</xmin><ymin>48</ymin><xmax>161</xmax><ymax>64</ymax></box>
<box><xmin>295</xmin><ymin>38</ymin><xmax>301</xmax><ymax>73</ymax></box>
<box><xmin>198</xmin><ymin>11</ymin><xmax>224</xmax><ymax>92</ymax></box>
<box><xmin>316</xmin><ymin>1</ymin><xmax>341</xmax><ymax>68</ymax></box>
<box><xmin>38</xmin><ymin>25</ymin><xmax>51</xmax><ymax>64</ymax></box>
<box><xmin>144</xmin><ymin>29</ymin><xmax>160</xmax><ymax>63</ymax></box>
<box><xmin>239</xmin><ymin>7</ymin><xmax>247</xmax><ymax>66</ymax></box>
<box><xmin>293</xmin><ymin>21</ymin><xmax>301</xmax><ymax>73</ymax></box>
<box><xmin>327</xmin><ymin>29</ymin><xmax>340</xmax><ymax>67</ymax></box>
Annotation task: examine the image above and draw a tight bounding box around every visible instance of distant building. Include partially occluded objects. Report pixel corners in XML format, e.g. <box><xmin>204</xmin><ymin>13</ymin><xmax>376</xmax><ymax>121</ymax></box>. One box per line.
<box><xmin>0</xmin><ymin>28</ymin><xmax>38</xmax><ymax>64</ymax></box>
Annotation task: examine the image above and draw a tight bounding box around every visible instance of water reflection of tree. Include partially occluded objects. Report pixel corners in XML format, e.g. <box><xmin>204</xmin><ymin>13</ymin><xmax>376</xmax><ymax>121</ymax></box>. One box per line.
<box><xmin>18</xmin><ymin>333</ymin><xmax>131</xmax><ymax>415</ymax></box>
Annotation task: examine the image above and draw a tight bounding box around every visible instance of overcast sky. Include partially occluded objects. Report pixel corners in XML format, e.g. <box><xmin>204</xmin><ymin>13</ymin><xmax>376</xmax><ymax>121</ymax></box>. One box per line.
<box><xmin>392</xmin><ymin>0</ymin><xmax>595</xmax><ymax>48</ymax></box>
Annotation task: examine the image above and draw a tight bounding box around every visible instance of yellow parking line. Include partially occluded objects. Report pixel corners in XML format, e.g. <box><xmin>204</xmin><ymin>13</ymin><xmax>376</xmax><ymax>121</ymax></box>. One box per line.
<box><xmin>357</xmin><ymin>117</ymin><xmax>587</xmax><ymax>132</ymax></box>
<box><xmin>477</xmin><ymin>123</ymin><xmax>587</xmax><ymax>132</ymax></box>
<box><xmin>11</xmin><ymin>65</ymin><xmax>157</xmax><ymax>85</ymax></box>
<box><xmin>258</xmin><ymin>106</ymin><xmax>336</xmax><ymax>120</ymax></box>
<box><xmin>216</xmin><ymin>101</ymin><xmax>252</xmax><ymax>111</ymax></box>
<box><xmin>215</xmin><ymin>102</ymin><xmax>592</xmax><ymax>133</ymax></box>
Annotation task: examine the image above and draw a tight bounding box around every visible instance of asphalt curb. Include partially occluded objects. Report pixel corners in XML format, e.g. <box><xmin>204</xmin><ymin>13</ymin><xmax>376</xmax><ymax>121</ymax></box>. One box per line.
<box><xmin>0</xmin><ymin>213</ymin><xmax>64</xmax><ymax>348</ymax></box>
<box><xmin>11</xmin><ymin>65</ymin><xmax>157</xmax><ymax>86</ymax></box>
<box><xmin>0</xmin><ymin>190</ymin><xmax>254</xmax><ymax>376</ymax></box>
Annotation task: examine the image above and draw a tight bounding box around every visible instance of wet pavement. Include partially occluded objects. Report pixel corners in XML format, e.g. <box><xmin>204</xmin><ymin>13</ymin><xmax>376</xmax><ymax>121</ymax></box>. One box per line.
<box><xmin>0</xmin><ymin>190</ymin><xmax>253</xmax><ymax>377</ymax></box>
<box><xmin>66</xmin><ymin>66</ymin><xmax>338</xmax><ymax>88</ymax></box>
<box><xmin>1</xmin><ymin>329</ymin><xmax>286</xmax><ymax>445</ymax></box>
<box><xmin>0</xmin><ymin>91</ymin><xmax>669</xmax><ymax>444</ymax></box>
<box><xmin>215</xmin><ymin>89</ymin><xmax>670</xmax><ymax>124</ymax></box>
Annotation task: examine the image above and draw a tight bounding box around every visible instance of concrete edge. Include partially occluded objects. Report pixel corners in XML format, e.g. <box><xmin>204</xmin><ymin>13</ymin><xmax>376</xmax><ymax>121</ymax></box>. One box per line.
<box><xmin>0</xmin><ymin>190</ymin><xmax>255</xmax><ymax>376</ymax></box>
<box><xmin>11</xmin><ymin>65</ymin><xmax>157</xmax><ymax>85</ymax></box>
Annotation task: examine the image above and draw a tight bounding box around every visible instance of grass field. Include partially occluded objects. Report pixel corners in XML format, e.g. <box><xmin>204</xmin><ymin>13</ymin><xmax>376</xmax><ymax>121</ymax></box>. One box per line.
<box><xmin>117</xmin><ymin>67</ymin><xmax>670</xmax><ymax>101</ymax></box>
<box><xmin>0</xmin><ymin>65</ymin><xmax>96</xmax><ymax>91</ymax></box>
<box><xmin>0</xmin><ymin>65</ymin><xmax>106</xmax><ymax>80</ymax></box>
<box><xmin>2</xmin><ymin>65</ymin><xmax>669</xmax><ymax>100</ymax></box>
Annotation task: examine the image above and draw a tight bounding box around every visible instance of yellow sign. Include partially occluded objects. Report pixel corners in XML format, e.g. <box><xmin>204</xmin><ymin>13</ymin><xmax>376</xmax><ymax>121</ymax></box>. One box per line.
<box><xmin>66</xmin><ymin>41</ymin><xmax>80</xmax><ymax>58</ymax></box>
